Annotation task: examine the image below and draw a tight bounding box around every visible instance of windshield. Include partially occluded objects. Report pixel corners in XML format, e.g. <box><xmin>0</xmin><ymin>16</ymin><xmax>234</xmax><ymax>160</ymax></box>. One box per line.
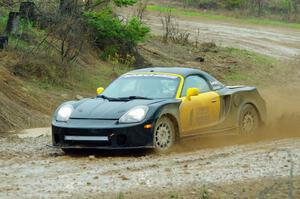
<box><xmin>101</xmin><ymin>74</ymin><xmax>181</xmax><ymax>99</ymax></box>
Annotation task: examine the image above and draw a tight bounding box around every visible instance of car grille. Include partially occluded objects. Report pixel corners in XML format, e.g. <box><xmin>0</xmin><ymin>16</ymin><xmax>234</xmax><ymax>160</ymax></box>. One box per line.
<box><xmin>53</xmin><ymin>127</ymin><xmax>127</xmax><ymax>147</ymax></box>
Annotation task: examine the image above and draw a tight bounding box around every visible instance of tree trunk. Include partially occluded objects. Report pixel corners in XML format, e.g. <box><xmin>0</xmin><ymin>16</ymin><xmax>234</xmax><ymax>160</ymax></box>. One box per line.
<box><xmin>59</xmin><ymin>0</ymin><xmax>78</xmax><ymax>15</ymax></box>
<box><xmin>0</xmin><ymin>36</ymin><xmax>8</xmax><ymax>49</ymax></box>
<box><xmin>257</xmin><ymin>0</ymin><xmax>264</xmax><ymax>16</ymax></box>
<box><xmin>5</xmin><ymin>12</ymin><xmax>20</xmax><ymax>35</ymax></box>
<box><xmin>19</xmin><ymin>2</ymin><xmax>37</xmax><ymax>22</ymax></box>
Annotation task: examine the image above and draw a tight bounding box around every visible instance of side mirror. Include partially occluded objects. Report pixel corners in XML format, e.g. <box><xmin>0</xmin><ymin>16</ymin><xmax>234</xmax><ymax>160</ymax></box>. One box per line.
<box><xmin>96</xmin><ymin>87</ymin><xmax>104</xmax><ymax>95</ymax></box>
<box><xmin>186</xmin><ymin>88</ymin><xmax>200</xmax><ymax>101</ymax></box>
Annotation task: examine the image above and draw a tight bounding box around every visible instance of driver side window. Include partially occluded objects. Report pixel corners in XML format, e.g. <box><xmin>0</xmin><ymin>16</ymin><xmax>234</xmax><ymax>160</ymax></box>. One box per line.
<box><xmin>181</xmin><ymin>75</ymin><xmax>211</xmax><ymax>97</ymax></box>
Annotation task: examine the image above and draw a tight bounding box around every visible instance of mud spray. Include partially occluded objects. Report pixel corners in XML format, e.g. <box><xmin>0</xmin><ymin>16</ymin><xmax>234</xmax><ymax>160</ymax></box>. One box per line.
<box><xmin>171</xmin><ymin>60</ymin><xmax>300</xmax><ymax>153</ymax></box>
<box><xmin>260</xmin><ymin>59</ymin><xmax>300</xmax><ymax>137</ymax></box>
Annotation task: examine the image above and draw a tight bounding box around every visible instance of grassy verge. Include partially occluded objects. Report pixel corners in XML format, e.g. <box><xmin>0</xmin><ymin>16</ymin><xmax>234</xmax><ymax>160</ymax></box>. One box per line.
<box><xmin>14</xmin><ymin>56</ymin><xmax>132</xmax><ymax>97</ymax></box>
<box><xmin>222</xmin><ymin>47</ymin><xmax>281</xmax><ymax>85</ymax></box>
<box><xmin>74</xmin><ymin>63</ymin><xmax>132</xmax><ymax>95</ymax></box>
<box><xmin>139</xmin><ymin>37</ymin><xmax>283</xmax><ymax>87</ymax></box>
<box><xmin>147</xmin><ymin>5</ymin><xmax>300</xmax><ymax>30</ymax></box>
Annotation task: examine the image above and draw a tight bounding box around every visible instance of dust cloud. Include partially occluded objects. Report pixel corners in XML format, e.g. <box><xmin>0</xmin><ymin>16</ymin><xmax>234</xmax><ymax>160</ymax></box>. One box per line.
<box><xmin>171</xmin><ymin>60</ymin><xmax>300</xmax><ymax>153</ymax></box>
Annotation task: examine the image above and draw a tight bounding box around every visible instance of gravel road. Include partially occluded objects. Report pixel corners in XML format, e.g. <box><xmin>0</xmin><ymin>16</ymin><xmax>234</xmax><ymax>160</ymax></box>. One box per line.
<box><xmin>0</xmin><ymin>131</ymin><xmax>300</xmax><ymax>199</ymax></box>
<box><xmin>142</xmin><ymin>14</ymin><xmax>300</xmax><ymax>59</ymax></box>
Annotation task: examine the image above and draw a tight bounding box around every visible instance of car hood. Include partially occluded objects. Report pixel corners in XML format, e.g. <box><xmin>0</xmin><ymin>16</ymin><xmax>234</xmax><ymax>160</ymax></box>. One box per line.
<box><xmin>70</xmin><ymin>98</ymin><xmax>165</xmax><ymax>120</ymax></box>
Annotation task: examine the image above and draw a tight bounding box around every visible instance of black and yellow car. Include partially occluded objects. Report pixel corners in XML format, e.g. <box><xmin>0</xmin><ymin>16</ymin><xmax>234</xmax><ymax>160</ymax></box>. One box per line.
<box><xmin>52</xmin><ymin>67</ymin><xmax>266</xmax><ymax>152</ymax></box>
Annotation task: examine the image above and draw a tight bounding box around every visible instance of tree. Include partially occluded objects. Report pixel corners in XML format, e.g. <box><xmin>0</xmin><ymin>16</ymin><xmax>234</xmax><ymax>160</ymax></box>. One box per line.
<box><xmin>83</xmin><ymin>0</ymin><xmax>137</xmax><ymax>10</ymax></box>
<box><xmin>248</xmin><ymin>0</ymin><xmax>265</xmax><ymax>16</ymax></box>
<box><xmin>59</xmin><ymin>0</ymin><xmax>79</xmax><ymax>14</ymax></box>
<box><xmin>84</xmin><ymin>8</ymin><xmax>149</xmax><ymax>62</ymax></box>
<box><xmin>289</xmin><ymin>0</ymin><xmax>300</xmax><ymax>21</ymax></box>
<box><xmin>49</xmin><ymin>0</ymin><xmax>148</xmax><ymax>63</ymax></box>
<box><xmin>135</xmin><ymin>0</ymin><xmax>149</xmax><ymax>20</ymax></box>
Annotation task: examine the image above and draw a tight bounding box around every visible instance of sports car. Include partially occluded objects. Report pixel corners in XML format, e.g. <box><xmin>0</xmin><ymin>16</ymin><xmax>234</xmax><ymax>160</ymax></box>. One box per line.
<box><xmin>52</xmin><ymin>67</ymin><xmax>266</xmax><ymax>152</ymax></box>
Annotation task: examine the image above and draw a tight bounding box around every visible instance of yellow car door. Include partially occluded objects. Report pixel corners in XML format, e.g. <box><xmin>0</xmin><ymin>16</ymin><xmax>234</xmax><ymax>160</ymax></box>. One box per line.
<box><xmin>179</xmin><ymin>75</ymin><xmax>221</xmax><ymax>135</ymax></box>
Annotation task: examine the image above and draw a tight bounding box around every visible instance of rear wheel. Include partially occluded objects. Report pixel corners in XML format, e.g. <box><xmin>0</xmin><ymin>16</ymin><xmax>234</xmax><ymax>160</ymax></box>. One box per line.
<box><xmin>239</xmin><ymin>104</ymin><xmax>259</xmax><ymax>135</ymax></box>
<box><xmin>153</xmin><ymin>116</ymin><xmax>176</xmax><ymax>152</ymax></box>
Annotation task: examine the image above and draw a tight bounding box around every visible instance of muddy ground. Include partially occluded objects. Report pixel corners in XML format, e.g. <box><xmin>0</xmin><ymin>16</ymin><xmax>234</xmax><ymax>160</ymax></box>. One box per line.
<box><xmin>0</xmin><ymin>126</ymin><xmax>300</xmax><ymax>199</ymax></box>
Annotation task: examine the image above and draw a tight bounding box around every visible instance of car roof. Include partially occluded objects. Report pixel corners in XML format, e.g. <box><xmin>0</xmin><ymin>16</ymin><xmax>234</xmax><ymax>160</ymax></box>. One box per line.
<box><xmin>130</xmin><ymin>67</ymin><xmax>209</xmax><ymax>78</ymax></box>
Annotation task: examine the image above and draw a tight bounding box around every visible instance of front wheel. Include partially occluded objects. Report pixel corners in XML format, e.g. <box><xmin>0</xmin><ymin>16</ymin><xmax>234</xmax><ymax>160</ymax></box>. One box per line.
<box><xmin>153</xmin><ymin>116</ymin><xmax>176</xmax><ymax>152</ymax></box>
<box><xmin>239</xmin><ymin>104</ymin><xmax>259</xmax><ymax>135</ymax></box>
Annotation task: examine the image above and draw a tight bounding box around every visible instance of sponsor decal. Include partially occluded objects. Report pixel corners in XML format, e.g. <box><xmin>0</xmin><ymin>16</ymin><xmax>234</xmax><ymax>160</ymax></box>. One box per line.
<box><xmin>211</xmin><ymin>81</ymin><xmax>223</xmax><ymax>90</ymax></box>
<box><xmin>123</xmin><ymin>74</ymin><xmax>179</xmax><ymax>79</ymax></box>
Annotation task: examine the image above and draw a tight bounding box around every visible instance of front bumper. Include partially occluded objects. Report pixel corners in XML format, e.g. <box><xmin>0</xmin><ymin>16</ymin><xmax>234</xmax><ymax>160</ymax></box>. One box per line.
<box><xmin>52</xmin><ymin>119</ymin><xmax>155</xmax><ymax>149</ymax></box>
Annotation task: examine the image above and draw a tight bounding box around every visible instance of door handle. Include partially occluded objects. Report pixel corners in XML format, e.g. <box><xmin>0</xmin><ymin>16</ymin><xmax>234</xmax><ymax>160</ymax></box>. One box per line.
<box><xmin>211</xmin><ymin>99</ymin><xmax>217</xmax><ymax>103</ymax></box>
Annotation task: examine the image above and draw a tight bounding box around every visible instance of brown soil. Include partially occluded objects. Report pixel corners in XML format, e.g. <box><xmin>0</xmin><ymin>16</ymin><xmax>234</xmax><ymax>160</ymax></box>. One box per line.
<box><xmin>0</xmin><ymin>51</ymin><xmax>51</xmax><ymax>132</ymax></box>
<box><xmin>0</xmin><ymin>50</ymin><xmax>95</xmax><ymax>132</ymax></box>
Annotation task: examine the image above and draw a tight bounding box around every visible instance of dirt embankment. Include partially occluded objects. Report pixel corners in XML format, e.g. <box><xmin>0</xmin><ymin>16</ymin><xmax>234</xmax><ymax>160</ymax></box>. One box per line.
<box><xmin>0</xmin><ymin>49</ymin><xmax>106</xmax><ymax>132</ymax></box>
<box><xmin>0</xmin><ymin>52</ymin><xmax>51</xmax><ymax>132</ymax></box>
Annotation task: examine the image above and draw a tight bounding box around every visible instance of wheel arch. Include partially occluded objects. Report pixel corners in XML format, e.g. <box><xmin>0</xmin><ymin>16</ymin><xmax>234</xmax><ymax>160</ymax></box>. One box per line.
<box><xmin>152</xmin><ymin>102</ymin><xmax>181</xmax><ymax>141</ymax></box>
<box><xmin>160</xmin><ymin>113</ymin><xmax>180</xmax><ymax>141</ymax></box>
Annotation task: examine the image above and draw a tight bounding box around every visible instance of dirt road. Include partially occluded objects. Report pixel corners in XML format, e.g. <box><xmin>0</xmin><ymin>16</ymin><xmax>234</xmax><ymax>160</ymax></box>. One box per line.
<box><xmin>0</xmin><ymin>131</ymin><xmax>300</xmax><ymax>199</ymax></box>
<box><xmin>141</xmin><ymin>13</ymin><xmax>300</xmax><ymax>59</ymax></box>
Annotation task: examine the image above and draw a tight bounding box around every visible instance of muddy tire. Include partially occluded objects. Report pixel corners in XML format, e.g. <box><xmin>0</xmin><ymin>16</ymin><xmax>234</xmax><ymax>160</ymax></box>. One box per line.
<box><xmin>239</xmin><ymin>104</ymin><xmax>259</xmax><ymax>135</ymax></box>
<box><xmin>153</xmin><ymin>116</ymin><xmax>176</xmax><ymax>152</ymax></box>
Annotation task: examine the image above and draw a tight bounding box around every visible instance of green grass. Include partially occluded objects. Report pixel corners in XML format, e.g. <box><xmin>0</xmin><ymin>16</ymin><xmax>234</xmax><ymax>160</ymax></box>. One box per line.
<box><xmin>226</xmin><ymin>47</ymin><xmax>279</xmax><ymax>66</ymax></box>
<box><xmin>147</xmin><ymin>5</ymin><xmax>300</xmax><ymax>30</ymax></box>
<box><xmin>0</xmin><ymin>15</ymin><xmax>8</xmax><ymax>33</ymax></box>
<box><xmin>19</xmin><ymin>19</ymin><xmax>46</xmax><ymax>38</ymax></box>
<box><xmin>75</xmin><ymin>63</ymin><xmax>132</xmax><ymax>94</ymax></box>
<box><xmin>116</xmin><ymin>192</ymin><xmax>125</xmax><ymax>199</ymax></box>
<box><xmin>21</xmin><ymin>61</ymin><xmax>133</xmax><ymax>102</ymax></box>
<box><xmin>9</xmin><ymin>36</ymin><xmax>31</xmax><ymax>50</ymax></box>
<box><xmin>222</xmin><ymin>47</ymin><xmax>281</xmax><ymax>85</ymax></box>
<box><xmin>7</xmin><ymin>20</ymin><xmax>46</xmax><ymax>52</ymax></box>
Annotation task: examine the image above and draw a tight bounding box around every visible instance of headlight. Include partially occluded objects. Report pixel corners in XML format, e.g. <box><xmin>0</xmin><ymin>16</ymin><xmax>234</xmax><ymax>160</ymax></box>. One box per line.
<box><xmin>119</xmin><ymin>106</ymin><xmax>149</xmax><ymax>123</ymax></box>
<box><xmin>56</xmin><ymin>104</ymin><xmax>74</xmax><ymax>122</ymax></box>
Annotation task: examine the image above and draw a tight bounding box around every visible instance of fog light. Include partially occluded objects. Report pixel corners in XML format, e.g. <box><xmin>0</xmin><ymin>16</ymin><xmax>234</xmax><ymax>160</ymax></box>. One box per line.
<box><xmin>144</xmin><ymin>124</ymin><xmax>152</xmax><ymax>129</ymax></box>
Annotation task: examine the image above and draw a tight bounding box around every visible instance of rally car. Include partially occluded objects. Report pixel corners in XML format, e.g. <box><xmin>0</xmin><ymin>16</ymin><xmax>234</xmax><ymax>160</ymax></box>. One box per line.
<box><xmin>52</xmin><ymin>67</ymin><xmax>266</xmax><ymax>152</ymax></box>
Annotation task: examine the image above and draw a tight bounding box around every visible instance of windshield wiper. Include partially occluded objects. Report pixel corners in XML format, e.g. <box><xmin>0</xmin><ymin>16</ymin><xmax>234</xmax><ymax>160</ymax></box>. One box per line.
<box><xmin>98</xmin><ymin>95</ymin><xmax>153</xmax><ymax>101</ymax></box>
<box><xmin>97</xmin><ymin>95</ymin><xmax>120</xmax><ymax>101</ymax></box>
<box><xmin>118</xmin><ymin>96</ymin><xmax>153</xmax><ymax>101</ymax></box>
